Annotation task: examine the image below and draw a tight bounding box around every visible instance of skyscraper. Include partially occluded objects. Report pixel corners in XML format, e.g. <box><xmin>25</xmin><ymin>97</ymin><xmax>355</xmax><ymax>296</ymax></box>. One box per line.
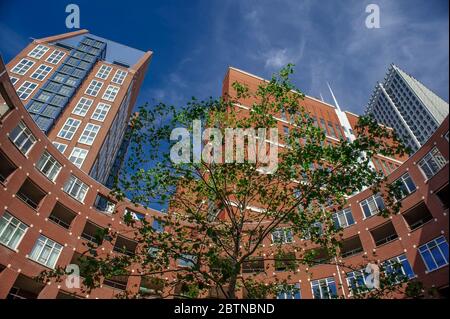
<box><xmin>5</xmin><ymin>29</ymin><xmax>152</xmax><ymax>185</ymax></box>
<box><xmin>366</xmin><ymin>64</ymin><xmax>449</xmax><ymax>153</ymax></box>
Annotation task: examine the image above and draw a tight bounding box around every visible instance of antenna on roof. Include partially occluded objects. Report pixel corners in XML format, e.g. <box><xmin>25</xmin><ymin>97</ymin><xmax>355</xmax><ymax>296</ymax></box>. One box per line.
<box><xmin>319</xmin><ymin>92</ymin><xmax>324</xmax><ymax>102</ymax></box>
<box><xmin>327</xmin><ymin>82</ymin><xmax>341</xmax><ymax>111</ymax></box>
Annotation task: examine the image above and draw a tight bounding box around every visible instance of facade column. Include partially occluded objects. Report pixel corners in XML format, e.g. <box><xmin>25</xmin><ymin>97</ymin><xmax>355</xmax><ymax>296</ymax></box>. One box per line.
<box><xmin>0</xmin><ymin>267</ymin><xmax>19</xmax><ymax>298</ymax></box>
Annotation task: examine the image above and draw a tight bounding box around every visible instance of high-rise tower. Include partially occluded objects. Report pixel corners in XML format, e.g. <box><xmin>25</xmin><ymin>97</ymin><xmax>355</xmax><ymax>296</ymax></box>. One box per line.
<box><xmin>366</xmin><ymin>64</ymin><xmax>448</xmax><ymax>153</ymax></box>
<box><xmin>5</xmin><ymin>30</ymin><xmax>152</xmax><ymax>185</ymax></box>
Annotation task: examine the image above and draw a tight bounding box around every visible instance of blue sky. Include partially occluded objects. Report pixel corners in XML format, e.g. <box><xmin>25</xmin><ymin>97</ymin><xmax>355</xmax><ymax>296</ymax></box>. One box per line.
<box><xmin>0</xmin><ymin>0</ymin><xmax>448</xmax><ymax>115</ymax></box>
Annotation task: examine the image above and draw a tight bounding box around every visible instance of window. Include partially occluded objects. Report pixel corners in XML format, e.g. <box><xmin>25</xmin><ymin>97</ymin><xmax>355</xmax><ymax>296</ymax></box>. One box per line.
<box><xmin>72</xmin><ymin>97</ymin><xmax>93</xmax><ymax>117</ymax></box>
<box><xmin>277</xmin><ymin>283</ymin><xmax>301</xmax><ymax>299</ymax></box>
<box><xmin>112</xmin><ymin>69</ymin><xmax>128</xmax><ymax>85</ymax></box>
<box><xmin>393</xmin><ymin>173</ymin><xmax>416</xmax><ymax>200</ymax></box>
<box><xmin>152</xmin><ymin>220</ymin><xmax>164</xmax><ymax>233</ymax></box>
<box><xmin>78</xmin><ymin>123</ymin><xmax>100</xmax><ymax>145</ymax></box>
<box><xmin>28</xmin><ymin>45</ymin><xmax>49</xmax><ymax>59</ymax></box>
<box><xmin>57</xmin><ymin>118</ymin><xmax>81</xmax><ymax>140</ymax></box>
<box><xmin>85</xmin><ymin>80</ymin><xmax>103</xmax><ymax>96</ymax></box>
<box><xmin>52</xmin><ymin>142</ymin><xmax>67</xmax><ymax>154</ymax></box>
<box><xmin>95</xmin><ymin>65</ymin><xmax>112</xmax><ymax>79</ymax></box>
<box><xmin>30</xmin><ymin>64</ymin><xmax>53</xmax><ymax>81</ymax></box>
<box><xmin>91</xmin><ymin>103</ymin><xmax>111</xmax><ymax>122</ymax></box>
<box><xmin>178</xmin><ymin>254</ymin><xmax>197</xmax><ymax>268</ymax></box>
<box><xmin>271</xmin><ymin>228</ymin><xmax>293</xmax><ymax>244</ymax></box>
<box><xmin>402</xmin><ymin>202</ymin><xmax>433</xmax><ymax>230</ymax></box>
<box><xmin>9</xmin><ymin>76</ymin><xmax>19</xmax><ymax>85</ymax></box>
<box><xmin>29</xmin><ymin>235</ymin><xmax>63</xmax><ymax>269</ymax></box>
<box><xmin>346</xmin><ymin>269</ymin><xmax>369</xmax><ymax>293</ymax></box>
<box><xmin>9</xmin><ymin>121</ymin><xmax>36</xmax><ymax>155</ymax></box>
<box><xmin>63</xmin><ymin>175</ymin><xmax>89</xmax><ymax>203</ymax></box>
<box><xmin>94</xmin><ymin>194</ymin><xmax>116</xmax><ymax>214</ymax></box>
<box><xmin>68</xmin><ymin>147</ymin><xmax>88</xmax><ymax>168</ymax></box>
<box><xmin>332</xmin><ymin>208</ymin><xmax>355</xmax><ymax>229</ymax></box>
<box><xmin>11</xmin><ymin>58</ymin><xmax>35</xmax><ymax>75</ymax></box>
<box><xmin>124</xmin><ymin>209</ymin><xmax>145</xmax><ymax>221</ymax></box>
<box><xmin>382</xmin><ymin>254</ymin><xmax>415</xmax><ymax>282</ymax></box>
<box><xmin>418</xmin><ymin>147</ymin><xmax>447</xmax><ymax>179</ymax></box>
<box><xmin>419</xmin><ymin>236</ymin><xmax>449</xmax><ymax>272</ymax></box>
<box><xmin>16</xmin><ymin>81</ymin><xmax>38</xmax><ymax>100</ymax></box>
<box><xmin>45</xmin><ymin>50</ymin><xmax>66</xmax><ymax>64</ymax></box>
<box><xmin>36</xmin><ymin>151</ymin><xmax>62</xmax><ymax>182</ymax></box>
<box><xmin>0</xmin><ymin>212</ymin><xmax>28</xmax><ymax>250</ymax></box>
<box><xmin>102</xmin><ymin>85</ymin><xmax>120</xmax><ymax>102</ymax></box>
<box><xmin>311</xmin><ymin>277</ymin><xmax>337</xmax><ymax>299</ymax></box>
<box><xmin>360</xmin><ymin>194</ymin><xmax>385</xmax><ymax>219</ymax></box>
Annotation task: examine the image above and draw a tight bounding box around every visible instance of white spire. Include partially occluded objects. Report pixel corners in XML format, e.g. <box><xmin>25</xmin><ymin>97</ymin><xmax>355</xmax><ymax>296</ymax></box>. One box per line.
<box><xmin>327</xmin><ymin>82</ymin><xmax>341</xmax><ymax>111</ymax></box>
<box><xmin>319</xmin><ymin>92</ymin><xmax>324</xmax><ymax>102</ymax></box>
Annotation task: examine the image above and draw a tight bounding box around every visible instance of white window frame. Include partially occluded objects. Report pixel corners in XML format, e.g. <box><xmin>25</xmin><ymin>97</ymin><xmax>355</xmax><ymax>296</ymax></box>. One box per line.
<box><xmin>78</xmin><ymin>123</ymin><xmax>100</xmax><ymax>145</ymax></box>
<box><xmin>360</xmin><ymin>194</ymin><xmax>385</xmax><ymax>219</ymax></box>
<box><xmin>9</xmin><ymin>121</ymin><xmax>36</xmax><ymax>156</ymax></box>
<box><xmin>91</xmin><ymin>103</ymin><xmax>111</xmax><ymax>122</ymax></box>
<box><xmin>271</xmin><ymin>227</ymin><xmax>293</xmax><ymax>244</ymax></box>
<box><xmin>63</xmin><ymin>175</ymin><xmax>89</xmax><ymax>203</ymax></box>
<box><xmin>30</xmin><ymin>64</ymin><xmax>53</xmax><ymax>81</ymax></box>
<box><xmin>311</xmin><ymin>277</ymin><xmax>337</xmax><ymax>299</ymax></box>
<box><xmin>28</xmin><ymin>44</ymin><xmax>49</xmax><ymax>59</ymax></box>
<box><xmin>72</xmin><ymin>97</ymin><xmax>93</xmax><ymax>117</ymax></box>
<box><xmin>57</xmin><ymin>118</ymin><xmax>81</xmax><ymax>141</ymax></box>
<box><xmin>16</xmin><ymin>81</ymin><xmax>38</xmax><ymax>100</ymax></box>
<box><xmin>45</xmin><ymin>50</ymin><xmax>66</xmax><ymax>64</ymax></box>
<box><xmin>69</xmin><ymin>147</ymin><xmax>88</xmax><ymax>168</ymax></box>
<box><xmin>0</xmin><ymin>212</ymin><xmax>28</xmax><ymax>251</ymax></box>
<box><xmin>333</xmin><ymin>208</ymin><xmax>355</xmax><ymax>228</ymax></box>
<box><xmin>418</xmin><ymin>147</ymin><xmax>447</xmax><ymax>180</ymax></box>
<box><xmin>102</xmin><ymin>85</ymin><xmax>120</xmax><ymax>102</ymax></box>
<box><xmin>11</xmin><ymin>58</ymin><xmax>35</xmax><ymax>75</ymax></box>
<box><xmin>418</xmin><ymin>236</ymin><xmax>449</xmax><ymax>272</ymax></box>
<box><xmin>29</xmin><ymin>235</ymin><xmax>63</xmax><ymax>269</ymax></box>
<box><xmin>85</xmin><ymin>80</ymin><xmax>103</xmax><ymax>97</ymax></box>
<box><xmin>112</xmin><ymin>69</ymin><xmax>128</xmax><ymax>85</ymax></box>
<box><xmin>95</xmin><ymin>65</ymin><xmax>112</xmax><ymax>80</ymax></box>
<box><xmin>36</xmin><ymin>151</ymin><xmax>62</xmax><ymax>182</ymax></box>
<box><xmin>52</xmin><ymin>142</ymin><xmax>67</xmax><ymax>154</ymax></box>
<box><xmin>393</xmin><ymin>173</ymin><xmax>416</xmax><ymax>200</ymax></box>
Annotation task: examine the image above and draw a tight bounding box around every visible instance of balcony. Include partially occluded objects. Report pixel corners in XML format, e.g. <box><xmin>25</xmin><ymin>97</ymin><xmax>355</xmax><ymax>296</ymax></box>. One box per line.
<box><xmin>48</xmin><ymin>202</ymin><xmax>77</xmax><ymax>229</ymax></box>
<box><xmin>16</xmin><ymin>178</ymin><xmax>46</xmax><ymax>209</ymax></box>
<box><xmin>306</xmin><ymin>248</ymin><xmax>332</xmax><ymax>266</ymax></box>
<box><xmin>340</xmin><ymin>235</ymin><xmax>364</xmax><ymax>258</ymax></box>
<box><xmin>242</xmin><ymin>256</ymin><xmax>265</xmax><ymax>273</ymax></box>
<box><xmin>7</xmin><ymin>275</ymin><xmax>44</xmax><ymax>299</ymax></box>
<box><xmin>113</xmin><ymin>236</ymin><xmax>137</xmax><ymax>256</ymax></box>
<box><xmin>370</xmin><ymin>221</ymin><xmax>398</xmax><ymax>247</ymax></box>
<box><xmin>402</xmin><ymin>202</ymin><xmax>433</xmax><ymax>231</ymax></box>
<box><xmin>81</xmin><ymin>221</ymin><xmax>104</xmax><ymax>245</ymax></box>
<box><xmin>0</xmin><ymin>151</ymin><xmax>17</xmax><ymax>183</ymax></box>
<box><xmin>436</xmin><ymin>184</ymin><xmax>449</xmax><ymax>210</ymax></box>
<box><xmin>103</xmin><ymin>275</ymin><xmax>128</xmax><ymax>291</ymax></box>
<box><xmin>274</xmin><ymin>252</ymin><xmax>296</xmax><ymax>271</ymax></box>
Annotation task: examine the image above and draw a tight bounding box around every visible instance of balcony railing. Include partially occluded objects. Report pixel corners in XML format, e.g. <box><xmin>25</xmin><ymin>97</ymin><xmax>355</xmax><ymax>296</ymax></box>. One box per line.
<box><xmin>341</xmin><ymin>247</ymin><xmax>363</xmax><ymax>258</ymax></box>
<box><xmin>16</xmin><ymin>192</ymin><xmax>39</xmax><ymax>209</ymax></box>
<box><xmin>375</xmin><ymin>234</ymin><xmax>398</xmax><ymax>247</ymax></box>
<box><xmin>48</xmin><ymin>215</ymin><xmax>71</xmax><ymax>229</ymax></box>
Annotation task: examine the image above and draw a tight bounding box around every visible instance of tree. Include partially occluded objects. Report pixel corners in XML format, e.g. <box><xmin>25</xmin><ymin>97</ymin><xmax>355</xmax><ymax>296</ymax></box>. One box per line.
<box><xmin>37</xmin><ymin>65</ymin><xmax>415</xmax><ymax>299</ymax></box>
